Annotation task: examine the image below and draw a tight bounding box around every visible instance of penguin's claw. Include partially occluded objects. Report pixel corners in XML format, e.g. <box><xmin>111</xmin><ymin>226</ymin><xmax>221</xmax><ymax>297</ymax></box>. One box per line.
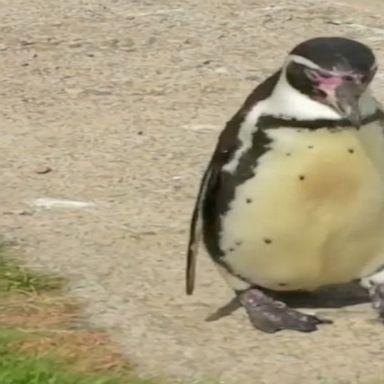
<box><xmin>238</xmin><ymin>288</ymin><xmax>332</xmax><ymax>333</ymax></box>
<box><xmin>205</xmin><ymin>296</ymin><xmax>242</xmax><ymax>322</ymax></box>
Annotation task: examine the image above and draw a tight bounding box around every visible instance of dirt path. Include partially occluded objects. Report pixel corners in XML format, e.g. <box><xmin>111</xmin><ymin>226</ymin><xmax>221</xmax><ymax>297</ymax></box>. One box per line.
<box><xmin>1</xmin><ymin>0</ymin><xmax>384</xmax><ymax>383</ymax></box>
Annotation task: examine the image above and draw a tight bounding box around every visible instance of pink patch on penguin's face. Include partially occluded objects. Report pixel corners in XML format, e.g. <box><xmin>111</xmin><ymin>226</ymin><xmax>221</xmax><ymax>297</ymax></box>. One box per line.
<box><xmin>315</xmin><ymin>74</ymin><xmax>344</xmax><ymax>95</ymax></box>
<box><xmin>305</xmin><ymin>69</ymin><xmax>347</xmax><ymax>95</ymax></box>
<box><xmin>317</xmin><ymin>75</ymin><xmax>344</xmax><ymax>90</ymax></box>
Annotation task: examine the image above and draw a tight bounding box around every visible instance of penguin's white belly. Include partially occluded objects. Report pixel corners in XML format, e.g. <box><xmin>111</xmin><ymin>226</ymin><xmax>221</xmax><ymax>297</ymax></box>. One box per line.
<box><xmin>221</xmin><ymin>126</ymin><xmax>384</xmax><ymax>291</ymax></box>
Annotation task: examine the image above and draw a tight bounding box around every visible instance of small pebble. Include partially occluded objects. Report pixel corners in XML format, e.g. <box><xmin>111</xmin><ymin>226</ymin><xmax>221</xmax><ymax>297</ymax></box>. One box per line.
<box><xmin>35</xmin><ymin>166</ymin><xmax>52</xmax><ymax>175</ymax></box>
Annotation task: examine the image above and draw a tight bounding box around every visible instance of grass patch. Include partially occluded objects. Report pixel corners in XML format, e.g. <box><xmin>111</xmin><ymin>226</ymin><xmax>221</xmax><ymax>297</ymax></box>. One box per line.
<box><xmin>0</xmin><ymin>331</ymin><xmax>127</xmax><ymax>384</ymax></box>
<box><xmin>0</xmin><ymin>246</ymin><xmax>64</xmax><ymax>293</ymax></box>
<box><xmin>0</xmin><ymin>326</ymin><xmax>152</xmax><ymax>384</ymax></box>
<box><xmin>0</xmin><ymin>244</ymin><xmax>155</xmax><ymax>384</ymax></box>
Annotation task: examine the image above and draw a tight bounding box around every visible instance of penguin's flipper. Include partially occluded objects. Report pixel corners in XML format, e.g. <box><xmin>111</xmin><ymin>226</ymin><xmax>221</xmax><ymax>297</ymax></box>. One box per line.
<box><xmin>186</xmin><ymin>117</ymin><xmax>241</xmax><ymax>295</ymax></box>
<box><xmin>186</xmin><ymin>165</ymin><xmax>214</xmax><ymax>295</ymax></box>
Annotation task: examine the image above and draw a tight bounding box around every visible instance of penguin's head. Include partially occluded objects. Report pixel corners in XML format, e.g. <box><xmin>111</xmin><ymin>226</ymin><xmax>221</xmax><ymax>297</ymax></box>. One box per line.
<box><xmin>283</xmin><ymin>37</ymin><xmax>377</xmax><ymax>127</ymax></box>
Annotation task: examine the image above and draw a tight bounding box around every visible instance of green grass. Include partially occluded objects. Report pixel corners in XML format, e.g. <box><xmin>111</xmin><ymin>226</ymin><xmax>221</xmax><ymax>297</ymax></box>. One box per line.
<box><xmin>0</xmin><ymin>245</ymin><xmax>64</xmax><ymax>293</ymax></box>
<box><xmin>0</xmin><ymin>245</ymin><xmax>154</xmax><ymax>384</ymax></box>
<box><xmin>0</xmin><ymin>329</ymin><xmax>149</xmax><ymax>384</ymax></box>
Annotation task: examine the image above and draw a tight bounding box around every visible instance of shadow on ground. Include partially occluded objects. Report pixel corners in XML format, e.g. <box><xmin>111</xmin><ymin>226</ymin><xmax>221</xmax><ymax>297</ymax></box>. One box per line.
<box><xmin>281</xmin><ymin>282</ymin><xmax>370</xmax><ymax>308</ymax></box>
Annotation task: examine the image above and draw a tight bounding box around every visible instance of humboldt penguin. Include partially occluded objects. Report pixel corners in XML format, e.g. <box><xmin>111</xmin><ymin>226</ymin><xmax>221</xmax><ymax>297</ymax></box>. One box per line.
<box><xmin>186</xmin><ymin>36</ymin><xmax>384</xmax><ymax>333</ymax></box>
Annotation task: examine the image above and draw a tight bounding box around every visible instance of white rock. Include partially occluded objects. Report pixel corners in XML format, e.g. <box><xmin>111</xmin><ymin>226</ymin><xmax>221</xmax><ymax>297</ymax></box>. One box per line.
<box><xmin>30</xmin><ymin>198</ymin><xmax>95</xmax><ymax>209</ymax></box>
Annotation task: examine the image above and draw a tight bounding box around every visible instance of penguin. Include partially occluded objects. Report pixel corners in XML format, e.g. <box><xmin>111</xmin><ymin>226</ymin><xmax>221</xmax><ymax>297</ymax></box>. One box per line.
<box><xmin>186</xmin><ymin>36</ymin><xmax>384</xmax><ymax>333</ymax></box>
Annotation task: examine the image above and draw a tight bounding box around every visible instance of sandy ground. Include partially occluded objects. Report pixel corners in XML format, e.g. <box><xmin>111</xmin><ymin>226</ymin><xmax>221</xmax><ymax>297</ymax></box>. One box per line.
<box><xmin>1</xmin><ymin>0</ymin><xmax>384</xmax><ymax>383</ymax></box>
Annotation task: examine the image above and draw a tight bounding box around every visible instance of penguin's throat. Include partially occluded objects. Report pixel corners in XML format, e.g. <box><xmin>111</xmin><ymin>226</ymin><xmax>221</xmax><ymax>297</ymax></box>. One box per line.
<box><xmin>266</xmin><ymin>76</ymin><xmax>342</xmax><ymax>121</ymax></box>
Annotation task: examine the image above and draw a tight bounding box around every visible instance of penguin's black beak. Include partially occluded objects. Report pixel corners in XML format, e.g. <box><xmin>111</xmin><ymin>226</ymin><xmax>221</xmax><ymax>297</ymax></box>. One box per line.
<box><xmin>334</xmin><ymin>80</ymin><xmax>364</xmax><ymax>128</ymax></box>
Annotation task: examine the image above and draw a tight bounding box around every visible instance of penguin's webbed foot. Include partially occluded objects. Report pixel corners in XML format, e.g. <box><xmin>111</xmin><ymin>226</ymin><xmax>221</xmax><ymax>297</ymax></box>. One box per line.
<box><xmin>238</xmin><ymin>288</ymin><xmax>332</xmax><ymax>333</ymax></box>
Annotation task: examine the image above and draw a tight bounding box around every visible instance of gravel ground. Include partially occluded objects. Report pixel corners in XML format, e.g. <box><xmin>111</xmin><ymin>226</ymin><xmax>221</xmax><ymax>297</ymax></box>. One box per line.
<box><xmin>1</xmin><ymin>0</ymin><xmax>384</xmax><ymax>383</ymax></box>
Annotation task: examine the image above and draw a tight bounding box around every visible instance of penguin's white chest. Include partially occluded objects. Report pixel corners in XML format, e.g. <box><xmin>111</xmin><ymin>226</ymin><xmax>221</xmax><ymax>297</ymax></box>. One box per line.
<box><xmin>220</xmin><ymin>124</ymin><xmax>384</xmax><ymax>291</ymax></box>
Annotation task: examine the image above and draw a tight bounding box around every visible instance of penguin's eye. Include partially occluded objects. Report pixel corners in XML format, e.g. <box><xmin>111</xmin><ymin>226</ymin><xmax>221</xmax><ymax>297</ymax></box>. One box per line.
<box><xmin>342</xmin><ymin>75</ymin><xmax>354</xmax><ymax>82</ymax></box>
<box><xmin>317</xmin><ymin>71</ymin><xmax>332</xmax><ymax>79</ymax></box>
